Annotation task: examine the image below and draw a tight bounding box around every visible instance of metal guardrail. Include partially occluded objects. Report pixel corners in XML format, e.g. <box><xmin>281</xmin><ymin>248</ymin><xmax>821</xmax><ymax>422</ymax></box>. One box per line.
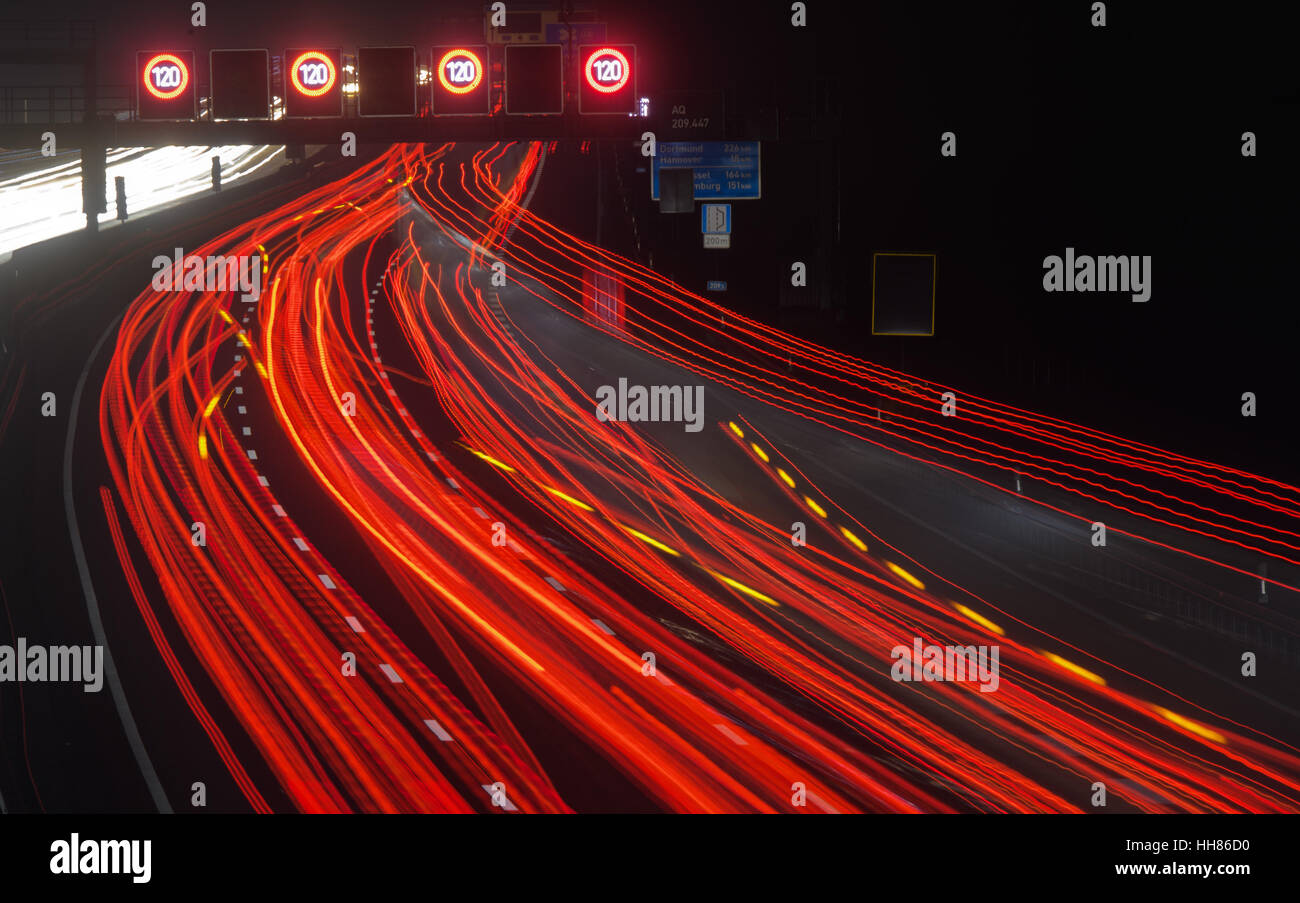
<box><xmin>0</xmin><ymin>20</ymin><xmax>106</xmax><ymax>125</ymax></box>
<box><xmin>1000</xmin><ymin>498</ymin><xmax>1300</xmax><ymax>668</ymax></box>
<box><xmin>0</xmin><ymin>85</ymin><xmax>133</xmax><ymax>124</ymax></box>
<box><xmin>0</xmin><ymin>62</ymin><xmax>355</xmax><ymax>125</ymax></box>
<box><xmin>0</xmin><ymin>19</ymin><xmax>95</xmax><ymax>50</ymax></box>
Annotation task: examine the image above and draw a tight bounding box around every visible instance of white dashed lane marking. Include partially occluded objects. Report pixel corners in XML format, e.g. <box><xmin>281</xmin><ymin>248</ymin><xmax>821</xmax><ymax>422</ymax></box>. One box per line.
<box><xmin>317</xmin><ymin>574</ymin><xmax>336</xmax><ymax>590</ymax></box>
<box><xmin>481</xmin><ymin>784</ymin><xmax>518</xmax><ymax>811</ymax></box>
<box><xmin>424</xmin><ymin>719</ymin><xmax>454</xmax><ymax>742</ymax></box>
<box><xmin>807</xmin><ymin>792</ymin><xmax>839</xmax><ymax>814</ymax></box>
<box><xmin>591</xmin><ymin>618</ymin><xmax>615</xmax><ymax>636</ymax></box>
<box><xmin>292</xmin><ymin>537</ymin><xmax>309</xmax><ymax>551</ymax></box>
<box><xmin>379</xmin><ymin>664</ymin><xmax>403</xmax><ymax>684</ymax></box>
<box><xmin>344</xmin><ymin>616</ymin><xmax>365</xmax><ymax>633</ymax></box>
<box><xmin>714</xmin><ymin>723</ymin><xmax>748</xmax><ymax>746</ymax></box>
<box><xmin>544</xmin><ymin>576</ymin><xmax>566</xmax><ymax>593</ymax></box>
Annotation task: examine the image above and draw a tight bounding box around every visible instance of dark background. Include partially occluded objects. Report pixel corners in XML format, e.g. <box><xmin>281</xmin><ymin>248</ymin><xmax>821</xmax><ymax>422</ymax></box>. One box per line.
<box><xmin>0</xmin><ymin>0</ymin><xmax>1297</xmax><ymax>824</ymax></box>
<box><xmin>4</xmin><ymin>0</ymin><xmax>1298</xmax><ymax>477</ymax></box>
<box><xmin>631</xmin><ymin>0</ymin><xmax>1299</xmax><ymax>484</ymax></box>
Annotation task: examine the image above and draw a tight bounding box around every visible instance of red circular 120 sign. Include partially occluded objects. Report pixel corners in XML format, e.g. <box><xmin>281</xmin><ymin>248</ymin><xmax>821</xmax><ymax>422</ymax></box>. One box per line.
<box><xmin>438</xmin><ymin>48</ymin><xmax>483</xmax><ymax>95</ymax></box>
<box><xmin>583</xmin><ymin>47</ymin><xmax>630</xmax><ymax>93</ymax></box>
<box><xmin>290</xmin><ymin>51</ymin><xmax>337</xmax><ymax>97</ymax></box>
<box><xmin>142</xmin><ymin>53</ymin><xmax>190</xmax><ymax>100</ymax></box>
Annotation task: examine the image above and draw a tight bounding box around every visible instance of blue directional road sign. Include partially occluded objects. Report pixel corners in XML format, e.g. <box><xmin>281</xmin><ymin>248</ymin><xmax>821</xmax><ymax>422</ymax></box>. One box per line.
<box><xmin>652</xmin><ymin>141</ymin><xmax>760</xmax><ymax>200</ymax></box>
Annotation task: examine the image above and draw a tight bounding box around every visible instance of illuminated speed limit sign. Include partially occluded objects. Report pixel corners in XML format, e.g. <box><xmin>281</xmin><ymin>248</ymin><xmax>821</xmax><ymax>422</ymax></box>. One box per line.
<box><xmin>284</xmin><ymin>48</ymin><xmax>343</xmax><ymax>117</ymax></box>
<box><xmin>136</xmin><ymin>51</ymin><xmax>196</xmax><ymax>119</ymax></box>
<box><xmin>578</xmin><ymin>45</ymin><xmax>636</xmax><ymax>114</ymax></box>
<box><xmin>291</xmin><ymin>51</ymin><xmax>337</xmax><ymax>96</ymax></box>
<box><xmin>438</xmin><ymin>48</ymin><xmax>482</xmax><ymax>94</ymax></box>
<box><xmin>432</xmin><ymin>44</ymin><xmax>490</xmax><ymax>115</ymax></box>
<box><xmin>143</xmin><ymin>53</ymin><xmax>189</xmax><ymax>99</ymax></box>
<box><xmin>584</xmin><ymin>48</ymin><xmax>629</xmax><ymax>93</ymax></box>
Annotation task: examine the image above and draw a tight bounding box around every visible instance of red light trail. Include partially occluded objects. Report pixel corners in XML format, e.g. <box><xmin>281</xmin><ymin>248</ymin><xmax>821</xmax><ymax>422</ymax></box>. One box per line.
<box><xmin>91</xmin><ymin>141</ymin><xmax>1300</xmax><ymax>813</ymax></box>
